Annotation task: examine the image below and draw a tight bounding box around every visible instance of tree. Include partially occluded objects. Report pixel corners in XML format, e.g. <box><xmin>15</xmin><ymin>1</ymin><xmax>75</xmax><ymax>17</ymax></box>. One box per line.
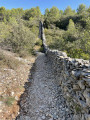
<box><xmin>87</xmin><ymin>6</ymin><xmax>90</xmax><ymax>13</ymax></box>
<box><xmin>44</xmin><ymin>8</ymin><xmax>49</xmax><ymax>18</ymax></box>
<box><xmin>59</xmin><ymin>10</ymin><xmax>63</xmax><ymax>16</ymax></box>
<box><xmin>65</xmin><ymin>19</ymin><xmax>77</xmax><ymax>42</ymax></box>
<box><xmin>0</xmin><ymin>7</ymin><xmax>6</xmax><ymax>20</ymax></box>
<box><xmin>0</xmin><ymin>22</ymin><xmax>11</xmax><ymax>42</ymax></box>
<box><xmin>67</xmin><ymin>19</ymin><xmax>76</xmax><ymax>32</ymax></box>
<box><xmin>44</xmin><ymin>6</ymin><xmax>60</xmax><ymax>24</ymax></box>
<box><xmin>24</xmin><ymin>7</ymin><xmax>41</xmax><ymax>20</ymax></box>
<box><xmin>49</xmin><ymin>7</ymin><xmax>60</xmax><ymax>21</ymax></box>
<box><xmin>5</xmin><ymin>22</ymin><xmax>36</xmax><ymax>54</ymax></box>
<box><xmin>8</xmin><ymin>17</ymin><xmax>18</xmax><ymax>25</ymax></box>
<box><xmin>10</xmin><ymin>8</ymin><xmax>24</xmax><ymax>19</ymax></box>
<box><xmin>5</xmin><ymin>9</ymin><xmax>11</xmax><ymax>21</ymax></box>
<box><xmin>77</xmin><ymin>4</ymin><xmax>87</xmax><ymax>14</ymax></box>
<box><xmin>63</xmin><ymin>6</ymin><xmax>75</xmax><ymax>16</ymax></box>
<box><xmin>36</xmin><ymin>6</ymin><xmax>41</xmax><ymax>18</ymax></box>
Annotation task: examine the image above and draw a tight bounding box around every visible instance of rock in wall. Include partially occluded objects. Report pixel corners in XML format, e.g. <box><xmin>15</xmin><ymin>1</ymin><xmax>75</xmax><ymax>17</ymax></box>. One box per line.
<box><xmin>40</xmin><ymin>21</ymin><xmax>90</xmax><ymax>120</ymax></box>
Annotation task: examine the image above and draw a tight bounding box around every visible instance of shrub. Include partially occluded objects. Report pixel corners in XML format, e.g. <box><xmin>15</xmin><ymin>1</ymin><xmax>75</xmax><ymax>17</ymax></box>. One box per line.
<box><xmin>35</xmin><ymin>38</ymin><xmax>42</xmax><ymax>46</ymax></box>
<box><xmin>44</xmin><ymin>27</ymin><xmax>90</xmax><ymax>60</ymax></box>
<box><xmin>4</xmin><ymin>22</ymin><xmax>37</xmax><ymax>55</ymax></box>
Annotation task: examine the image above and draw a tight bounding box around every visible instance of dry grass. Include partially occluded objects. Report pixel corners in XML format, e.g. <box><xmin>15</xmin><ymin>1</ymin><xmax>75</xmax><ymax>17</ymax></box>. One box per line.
<box><xmin>0</xmin><ymin>51</ymin><xmax>22</xmax><ymax>69</ymax></box>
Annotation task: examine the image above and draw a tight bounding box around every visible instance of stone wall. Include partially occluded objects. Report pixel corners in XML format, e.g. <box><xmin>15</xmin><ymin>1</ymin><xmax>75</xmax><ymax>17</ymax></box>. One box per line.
<box><xmin>40</xmin><ymin>21</ymin><xmax>90</xmax><ymax>120</ymax></box>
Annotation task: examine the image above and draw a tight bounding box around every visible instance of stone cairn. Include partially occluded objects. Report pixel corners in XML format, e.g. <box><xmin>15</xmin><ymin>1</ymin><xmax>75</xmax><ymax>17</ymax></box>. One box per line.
<box><xmin>39</xmin><ymin>21</ymin><xmax>90</xmax><ymax>120</ymax></box>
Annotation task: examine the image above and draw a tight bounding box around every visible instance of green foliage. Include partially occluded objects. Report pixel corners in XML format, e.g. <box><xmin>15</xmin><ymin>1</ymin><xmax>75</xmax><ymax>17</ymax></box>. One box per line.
<box><xmin>39</xmin><ymin>46</ymin><xmax>44</xmax><ymax>52</ymax></box>
<box><xmin>35</xmin><ymin>38</ymin><xmax>42</xmax><ymax>46</ymax></box>
<box><xmin>0</xmin><ymin>22</ymin><xmax>11</xmax><ymax>42</ymax></box>
<box><xmin>5</xmin><ymin>97</ymin><xmax>15</xmax><ymax>106</ymax></box>
<box><xmin>44</xmin><ymin>7</ymin><xmax>60</xmax><ymax>28</ymax></box>
<box><xmin>45</xmin><ymin>28</ymin><xmax>65</xmax><ymax>50</ymax></box>
<box><xmin>85</xmin><ymin>17</ymin><xmax>90</xmax><ymax>29</ymax></box>
<box><xmin>31</xmin><ymin>25</ymin><xmax>39</xmax><ymax>36</ymax></box>
<box><xmin>0</xmin><ymin>7</ymin><xmax>6</xmax><ymax>20</ymax></box>
<box><xmin>8</xmin><ymin>17</ymin><xmax>18</xmax><ymax>25</ymax></box>
<box><xmin>67</xmin><ymin>49</ymin><xmax>83</xmax><ymax>58</ymax></box>
<box><xmin>24</xmin><ymin>7</ymin><xmax>41</xmax><ymax>20</ymax></box>
<box><xmin>67</xmin><ymin>19</ymin><xmax>76</xmax><ymax>32</ymax></box>
<box><xmin>59</xmin><ymin>10</ymin><xmax>63</xmax><ymax>16</ymax></box>
<box><xmin>77</xmin><ymin>4</ymin><xmax>87</xmax><ymax>14</ymax></box>
<box><xmin>64</xmin><ymin>6</ymin><xmax>76</xmax><ymax>16</ymax></box>
<box><xmin>44</xmin><ymin>4</ymin><xmax>90</xmax><ymax>60</ymax></box>
<box><xmin>87</xmin><ymin>6</ymin><xmax>90</xmax><ymax>13</ymax></box>
<box><xmin>45</xmin><ymin>21</ymin><xmax>90</xmax><ymax>60</ymax></box>
<box><xmin>10</xmin><ymin>8</ymin><xmax>24</xmax><ymax>19</ymax></box>
<box><xmin>0</xmin><ymin>5</ymin><xmax>90</xmax><ymax>60</ymax></box>
<box><xmin>0</xmin><ymin>7</ymin><xmax>24</xmax><ymax>22</ymax></box>
<box><xmin>49</xmin><ymin>7</ymin><xmax>60</xmax><ymax>22</ymax></box>
<box><xmin>45</xmin><ymin>8</ymin><xmax>49</xmax><ymax>18</ymax></box>
<box><xmin>7</xmin><ymin>22</ymin><xmax>36</xmax><ymax>54</ymax></box>
<box><xmin>0</xmin><ymin>6</ymin><xmax>42</xmax><ymax>57</ymax></box>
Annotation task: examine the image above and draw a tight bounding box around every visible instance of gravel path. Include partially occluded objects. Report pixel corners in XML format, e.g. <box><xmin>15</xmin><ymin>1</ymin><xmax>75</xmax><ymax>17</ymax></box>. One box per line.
<box><xmin>16</xmin><ymin>53</ymin><xmax>73</xmax><ymax>120</ymax></box>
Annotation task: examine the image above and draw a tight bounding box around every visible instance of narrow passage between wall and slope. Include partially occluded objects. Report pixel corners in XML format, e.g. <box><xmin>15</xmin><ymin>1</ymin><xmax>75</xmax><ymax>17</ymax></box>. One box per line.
<box><xmin>16</xmin><ymin>52</ymin><xmax>74</xmax><ymax>120</ymax></box>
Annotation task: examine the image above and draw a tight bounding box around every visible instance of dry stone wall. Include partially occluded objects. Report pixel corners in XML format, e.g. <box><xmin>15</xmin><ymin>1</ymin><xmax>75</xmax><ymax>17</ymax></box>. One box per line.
<box><xmin>40</xmin><ymin>21</ymin><xmax>90</xmax><ymax>120</ymax></box>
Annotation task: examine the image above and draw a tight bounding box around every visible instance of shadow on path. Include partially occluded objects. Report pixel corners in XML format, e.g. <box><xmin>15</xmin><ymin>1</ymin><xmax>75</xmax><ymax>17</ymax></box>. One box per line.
<box><xmin>15</xmin><ymin>59</ymin><xmax>36</xmax><ymax>120</ymax></box>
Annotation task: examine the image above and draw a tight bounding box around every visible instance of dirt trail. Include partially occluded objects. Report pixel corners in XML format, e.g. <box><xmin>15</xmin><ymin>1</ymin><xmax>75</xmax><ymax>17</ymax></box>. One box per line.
<box><xmin>16</xmin><ymin>53</ymin><xmax>73</xmax><ymax>120</ymax></box>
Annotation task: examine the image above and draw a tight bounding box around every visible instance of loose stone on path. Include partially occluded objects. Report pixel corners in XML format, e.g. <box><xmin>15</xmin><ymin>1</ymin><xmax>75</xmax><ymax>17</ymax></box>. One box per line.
<box><xmin>16</xmin><ymin>53</ymin><xmax>73</xmax><ymax>120</ymax></box>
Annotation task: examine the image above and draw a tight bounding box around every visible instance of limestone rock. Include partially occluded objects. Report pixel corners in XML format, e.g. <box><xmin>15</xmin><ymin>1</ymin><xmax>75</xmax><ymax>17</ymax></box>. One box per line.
<box><xmin>78</xmin><ymin>80</ymin><xmax>85</xmax><ymax>89</ymax></box>
<box><xmin>85</xmin><ymin>114</ymin><xmax>90</xmax><ymax>120</ymax></box>
<box><xmin>83</xmin><ymin>90</ymin><xmax>90</xmax><ymax>107</ymax></box>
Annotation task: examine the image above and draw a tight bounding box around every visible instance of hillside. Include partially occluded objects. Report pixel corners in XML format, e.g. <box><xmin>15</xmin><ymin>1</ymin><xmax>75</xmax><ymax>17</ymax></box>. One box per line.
<box><xmin>44</xmin><ymin>5</ymin><xmax>90</xmax><ymax>60</ymax></box>
<box><xmin>0</xmin><ymin>7</ymin><xmax>41</xmax><ymax>119</ymax></box>
<box><xmin>0</xmin><ymin>49</ymin><xmax>36</xmax><ymax>119</ymax></box>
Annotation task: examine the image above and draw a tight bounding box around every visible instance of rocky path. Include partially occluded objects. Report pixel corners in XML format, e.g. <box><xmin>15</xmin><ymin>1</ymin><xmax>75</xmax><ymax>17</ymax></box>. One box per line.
<box><xmin>17</xmin><ymin>53</ymin><xmax>73</xmax><ymax>120</ymax></box>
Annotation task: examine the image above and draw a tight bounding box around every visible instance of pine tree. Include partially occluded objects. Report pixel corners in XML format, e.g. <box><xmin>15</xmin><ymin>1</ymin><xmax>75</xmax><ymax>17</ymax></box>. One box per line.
<box><xmin>67</xmin><ymin>19</ymin><xmax>76</xmax><ymax>32</ymax></box>
<box><xmin>77</xmin><ymin>4</ymin><xmax>86</xmax><ymax>14</ymax></box>
<box><xmin>64</xmin><ymin>6</ymin><xmax>75</xmax><ymax>16</ymax></box>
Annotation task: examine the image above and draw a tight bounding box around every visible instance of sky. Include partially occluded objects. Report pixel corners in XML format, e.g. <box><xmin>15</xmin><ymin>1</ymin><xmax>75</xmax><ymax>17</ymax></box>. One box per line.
<box><xmin>0</xmin><ymin>0</ymin><xmax>90</xmax><ymax>14</ymax></box>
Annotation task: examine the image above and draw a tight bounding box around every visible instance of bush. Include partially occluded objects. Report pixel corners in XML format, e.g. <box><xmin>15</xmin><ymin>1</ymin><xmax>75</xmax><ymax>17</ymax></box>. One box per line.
<box><xmin>0</xmin><ymin>16</ymin><xmax>40</xmax><ymax>57</ymax></box>
<box><xmin>44</xmin><ymin>27</ymin><xmax>90</xmax><ymax>60</ymax></box>
<box><xmin>35</xmin><ymin>38</ymin><xmax>42</xmax><ymax>46</ymax></box>
<box><xmin>3</xmin><ymin>22</ymin><xmax>37</xmax><ymax>55</ymax></box>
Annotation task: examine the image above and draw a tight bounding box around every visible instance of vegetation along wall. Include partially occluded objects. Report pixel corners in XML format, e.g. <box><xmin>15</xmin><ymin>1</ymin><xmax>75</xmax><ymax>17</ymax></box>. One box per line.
<box><xmin>40</xmin><ymin>21</ymin><xmax>90</xmax><ymax>120</ymax></box>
